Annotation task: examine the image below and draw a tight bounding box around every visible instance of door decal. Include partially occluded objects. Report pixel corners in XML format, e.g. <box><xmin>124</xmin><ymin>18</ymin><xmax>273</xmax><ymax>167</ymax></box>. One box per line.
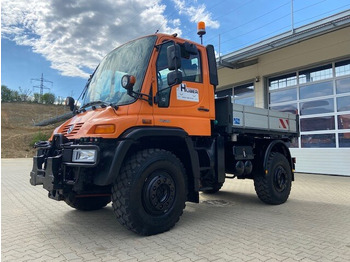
<box><xmin>176</xmin><ymin>83</ymin><xmax>199</xmax><ymax>102</ymax></box>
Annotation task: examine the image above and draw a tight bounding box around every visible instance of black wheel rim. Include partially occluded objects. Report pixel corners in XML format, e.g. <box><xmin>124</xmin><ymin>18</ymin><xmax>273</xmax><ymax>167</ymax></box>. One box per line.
<box><xmin>143</xmin><ymin>171</ymin><xmax>176</xmax><ymax>216</ymax></box>
<box><xmin>273</xmin><ymin>166</ymin><xmax>288</xmax><ymax>192</ymax></box>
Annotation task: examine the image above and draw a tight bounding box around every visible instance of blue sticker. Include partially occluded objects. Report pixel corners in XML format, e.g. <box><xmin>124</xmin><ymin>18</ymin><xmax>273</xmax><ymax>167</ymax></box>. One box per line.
<box><xmin>233</xmin><ymin>118</ymin><xmax>241</xmax><ymax>125</ymax></box>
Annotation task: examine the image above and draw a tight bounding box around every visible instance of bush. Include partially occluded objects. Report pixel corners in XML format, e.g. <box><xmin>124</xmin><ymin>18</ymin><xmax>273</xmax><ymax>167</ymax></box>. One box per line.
<box><xmin>42</xmin><ymin>93</ymin><xmax>56</xmax><ymax>104</ymax></box>
<box><xmin>30</xmin><ymin>131</ymin><xmax>50</xmax><ymax>147</ymax></box>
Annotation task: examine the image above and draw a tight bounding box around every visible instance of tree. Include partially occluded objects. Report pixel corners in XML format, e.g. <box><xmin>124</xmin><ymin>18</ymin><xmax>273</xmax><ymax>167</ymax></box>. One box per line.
<box><xmin>1</xmin><ymin>85</ymin><xmax>12</xmax><ymax>102</ymax></box>
<box><xmin>18</xmin><ymin>87</ymin><xmax>32</xmax><ymax>102</ymax></box>
<box><xmin>33</xmin><ymin>93</ymin><xmax>41</xmax><ymax>103</ymax></box>
<box><xmin>12</xmin><ymin>90</ymin><xmax>20</xmax><ymax>101</ymax></box>
<box><xmin>41</xmin><ymin>93</ymin><xmax>55</xmax><ymax>104</ymax></box>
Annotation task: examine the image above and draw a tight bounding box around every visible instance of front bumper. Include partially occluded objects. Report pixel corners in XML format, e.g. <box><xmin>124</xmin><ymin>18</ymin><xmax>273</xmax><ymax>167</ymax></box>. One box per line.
<box><xmin>30</xmin><ymin>134</ymin><xmax>101</xmax><ymax>200</ymax></box>
<box><xmin>30</xmin><ymin>154</ymin><xmax>61</xmax><ymax>191</ymax></box>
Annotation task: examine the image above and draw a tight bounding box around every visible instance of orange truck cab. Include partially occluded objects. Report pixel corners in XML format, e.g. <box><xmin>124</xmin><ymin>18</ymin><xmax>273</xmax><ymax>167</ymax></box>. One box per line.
<box><xmin>30</xmin><ymin>33</ymin><xmax>298</xmax><ymax>235</ymax></box>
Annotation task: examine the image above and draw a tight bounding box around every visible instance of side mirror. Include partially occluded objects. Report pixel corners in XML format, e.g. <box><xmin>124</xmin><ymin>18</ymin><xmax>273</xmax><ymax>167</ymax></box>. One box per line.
<box><xmin>182</xmin><ymin>42</ymin><xmax>198</xmax><ymax>58</ymax></box>
<box><xmin>167</xmin><ymin>44</ymin><xmax>181</xmax><ymax>70</ymax></box>
<box><xmin>167</xmin><ymin>71</ymin><xmax>183</xmax><ymax>87</ymax></box>
<box><xmin>121</xmin><ymin>75</ymin><xmax>136</xmax><ymax>94</ymax></box>
<box><xmin>65</xmin><ymin>97</ymin><xmax>75</xmax><ymax>111</ymax></box>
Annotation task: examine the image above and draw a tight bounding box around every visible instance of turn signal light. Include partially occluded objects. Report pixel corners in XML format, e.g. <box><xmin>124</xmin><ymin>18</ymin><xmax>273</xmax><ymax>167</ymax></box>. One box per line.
<box><xmin>94</xmin><ymin>124</ymin><xmax>115</xmax><ymax>134</ymax></box>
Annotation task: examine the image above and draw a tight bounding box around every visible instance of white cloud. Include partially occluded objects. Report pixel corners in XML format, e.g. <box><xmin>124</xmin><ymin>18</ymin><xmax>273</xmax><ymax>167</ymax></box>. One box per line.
<box><xmin>1</xmin><ymin>0</ymin><xmax>182</xmax><ymax>78</ymax></box>
<box><xmin>172</xmin><ymin>0</ymin><xmax>220</xmax><ymax>29</ymax></box>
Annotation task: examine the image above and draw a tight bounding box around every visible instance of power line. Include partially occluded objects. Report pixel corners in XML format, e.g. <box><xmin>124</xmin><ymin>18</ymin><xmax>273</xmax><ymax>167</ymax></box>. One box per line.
<box><xmin>217</xmin><ymin>0</ymin><xmax>330</xmax><ymax>53</ymax></box>
<box><xmin>179</xmin><ymin>0</ymin><xmax>256</xmax><ymax>40</ymax></box>
<box><xmin>207</xmin><ymin>0</ymin><xmax>290</xmax><ymax>43</ymax></box>
<box><xmin>31</xmin><ymin>73</ymin><xmax>53</xmax><ymax>100</ymax></box>
<box><xmin>219</xmin><ymin>3</ymin><xmax>350</xmax><ymax>55</ymax></box>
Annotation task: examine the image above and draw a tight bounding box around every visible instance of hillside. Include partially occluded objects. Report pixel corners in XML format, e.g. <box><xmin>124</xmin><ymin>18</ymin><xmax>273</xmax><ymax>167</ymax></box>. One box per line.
<box><xmin>1</xmin><ymin>102</ymin><xmax>68</xmax><ymax>158</ymax></box>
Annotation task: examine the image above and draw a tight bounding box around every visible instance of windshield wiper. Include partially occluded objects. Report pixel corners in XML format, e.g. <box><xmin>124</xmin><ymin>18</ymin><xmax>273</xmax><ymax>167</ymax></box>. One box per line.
<box><xmin>80</xmin><ymin>100</ymin><xmax>109</xmax><ymax>110</ymax></box>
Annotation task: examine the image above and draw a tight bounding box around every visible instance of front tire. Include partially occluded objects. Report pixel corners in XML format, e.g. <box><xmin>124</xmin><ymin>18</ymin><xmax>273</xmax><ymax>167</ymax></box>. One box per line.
<box><xmin>254</xmin><ymin>152</ymin><xmax>292</xmax><ymax>205</ymax></box>
<box><xmin>112</xmin><ymin>149</ymin><xmax>187</xmax><ymax>235</ymax></box>
<box><xmin>65</xmin><ymin>193</ymin><xmax>111</xmax><ymax>211</ymax></box>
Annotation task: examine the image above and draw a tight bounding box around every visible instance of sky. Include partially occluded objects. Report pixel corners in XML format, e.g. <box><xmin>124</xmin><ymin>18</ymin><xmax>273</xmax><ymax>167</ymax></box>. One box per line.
<box><xmin>1</xmin><ymin>0</ymin><xmax>350</xmax><ymax>100</ymax></box>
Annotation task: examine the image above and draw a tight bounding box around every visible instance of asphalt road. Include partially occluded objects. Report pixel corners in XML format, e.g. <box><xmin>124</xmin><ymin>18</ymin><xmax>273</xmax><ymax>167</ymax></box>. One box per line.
<box><xmin>2</xmin><ymin>158</ymin><xmax>350</xmax><ymax>261</ymax></box>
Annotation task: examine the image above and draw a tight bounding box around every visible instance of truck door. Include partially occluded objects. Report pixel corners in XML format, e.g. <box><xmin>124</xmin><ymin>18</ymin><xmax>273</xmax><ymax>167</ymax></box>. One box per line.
<box><xmin>153</xmin><ymin>40</ymin><xmax>213</xmax><ymax>136</ymax></box>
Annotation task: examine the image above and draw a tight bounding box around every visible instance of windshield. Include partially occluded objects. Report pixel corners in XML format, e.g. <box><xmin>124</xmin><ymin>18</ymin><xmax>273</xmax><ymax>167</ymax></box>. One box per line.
<box><xmin>82</xmin><ymin>36</ymin><xmax>156</xmax><ymax>107</ymax></box>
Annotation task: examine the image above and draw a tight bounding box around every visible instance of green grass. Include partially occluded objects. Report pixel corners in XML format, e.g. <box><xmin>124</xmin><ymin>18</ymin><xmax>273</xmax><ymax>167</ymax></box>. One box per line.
<box><xmin>30</xmin><ymin>131</ymin><xmax>50</xmax><ymax>147</ymax></box>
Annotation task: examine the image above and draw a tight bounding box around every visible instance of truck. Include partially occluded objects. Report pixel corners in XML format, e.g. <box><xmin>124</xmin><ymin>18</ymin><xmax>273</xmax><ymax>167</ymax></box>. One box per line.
<box><xmin>30</xmin><ymin>32</ymin><xmax>299</xmax><ymax>236</ymax></box>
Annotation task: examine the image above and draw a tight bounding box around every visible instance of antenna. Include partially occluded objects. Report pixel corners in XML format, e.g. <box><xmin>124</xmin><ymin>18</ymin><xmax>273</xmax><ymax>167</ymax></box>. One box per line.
<box><xmin>31</xmin><ymin>73</ymin><xmax>53</xmax><ymax>102</ymax></box>
<box><xmin>197</xmin><ymin>21</ymin><xmax>206</xmax><ymax>45</ymax></box>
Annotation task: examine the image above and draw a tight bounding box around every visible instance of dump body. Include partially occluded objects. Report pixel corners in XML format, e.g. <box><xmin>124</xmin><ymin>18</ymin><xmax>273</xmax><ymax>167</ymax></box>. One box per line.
<box><xmin>215</xmin><ymin>96</ymin><xmax>299</xmax><ymax>137</ymax></box>
<box><xmin>231</xmin><ymin>103</ymin><xmax>298</xmax><ymax>134</ymax></box>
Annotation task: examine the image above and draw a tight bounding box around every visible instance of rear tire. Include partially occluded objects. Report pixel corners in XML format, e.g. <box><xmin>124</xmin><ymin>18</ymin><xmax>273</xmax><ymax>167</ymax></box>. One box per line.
<box><xmin>112</xmin><ymin>149</ymin><xmax>187</xmax><ymax>235</ymax></box>
<box><xmin>254</xmin><ymin>152</ymin><xmax>292</xmax><ymax>205</ymax></box>
<box><xmin>65</xmin><ymin>193</ymin><xmax>111</xmax><ymax>211</ymax></box>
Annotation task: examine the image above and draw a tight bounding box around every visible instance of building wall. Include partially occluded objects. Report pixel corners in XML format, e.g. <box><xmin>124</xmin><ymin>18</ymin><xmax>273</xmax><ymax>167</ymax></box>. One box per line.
<box><xmin>218</xmin><ymin>27</ymin><xmax>350</xmax><ymax>107</ymax></box>
<box><xmin>217</xmin><ymin>26</ymin><xmax>350</xmax><ymax>176</ymax></box>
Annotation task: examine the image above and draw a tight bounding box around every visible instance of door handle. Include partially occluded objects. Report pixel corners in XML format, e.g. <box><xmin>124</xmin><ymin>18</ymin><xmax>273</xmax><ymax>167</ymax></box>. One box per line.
<box><xmin>198</xmin><ymin>107</ymin><xmax>209</xmax><ymax>112</ymax></box>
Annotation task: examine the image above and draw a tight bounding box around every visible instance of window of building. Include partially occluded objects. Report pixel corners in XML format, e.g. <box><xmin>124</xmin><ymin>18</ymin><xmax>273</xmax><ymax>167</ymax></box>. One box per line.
<box><xmin>337</xmin><ymin>96</ymin><xmax>350</xmax><ymax>112</ymax></box>
<box><xmin>300</xmin><ymin>98</ymin><xmax>334</xmax><ymax>116</ymax></box>
<box><xmin>270</xmin><ymin>103</ymin><xmax>298</xmax><ymax>114</ymax></box>
<box><xmin>299</xmin><ymin>64</ymin><xmax>332</xmax><ymax>84</ymax></box>
<box><xmin>338</xmin><ymin>114</ymin><xmax>350</xmax><ymax>130</ymax></box>
<box><xmin>216</xmin><ymin>82</ymin><xmax>255</xmax><ymax>106</ymax></box>
<box><xmin>336</xmin><ymin>77</ymin><xmax>350</xmax><ymax>94</ymax></box>
<box><xmin>270</xmin><ymin>88</ymin><xmax>297</xmax><ymax>104</ymax></box>
<box><xmin>339</xmin><ymin>133</ymin><xmax>350</xmax><ymax>147</ymax></box>
<box><xmin>335</xmin><ymin>60</ymin><xmax>350</xmax><ymax>77</ymax></box>
<box><xmin>300</xmin><ymin>116</ymin><xmax>335</xmax><ymax>132</ymax></box>
<box><xmin>268</xmin><ymin>58</ymin><xmax>350</xmax><ymax>148</ymax></box>
<box><xmin>216</xmin><ymin>88</ymin><xmax>232</xmax><ymax>98</ymax></box>
<box><xmin>233</xmin><ymin>83</ymin><xmax>254</xmax><ymax>106</ymax></box>
<box><xmin>301</xmin><ymin>134</ymin><xmax>336</xmax><ymax>148</ymax></box>
<box><xmin>299</xmin><ymin>81</ymin><xmax>333</xmax><ymax>99</ymax></box>
<box><xmin>269</xmin><ymin>73</ymin><xmax>297</xmax><ymax>90</ymax></box>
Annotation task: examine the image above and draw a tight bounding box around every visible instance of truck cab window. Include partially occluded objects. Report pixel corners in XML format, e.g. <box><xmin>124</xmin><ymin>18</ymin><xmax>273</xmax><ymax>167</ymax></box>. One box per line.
<box><xmin>156</xmin><ymin>42</ymin><xmax>202</xmax><ymax>107</ymax></box>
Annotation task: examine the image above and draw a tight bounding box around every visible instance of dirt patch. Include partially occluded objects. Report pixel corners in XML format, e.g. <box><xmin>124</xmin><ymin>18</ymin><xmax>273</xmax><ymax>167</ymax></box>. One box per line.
<box><xmin>1</xmin><ymin>102</ymin><xmax>68</xmax><ymax>158</ymax></box>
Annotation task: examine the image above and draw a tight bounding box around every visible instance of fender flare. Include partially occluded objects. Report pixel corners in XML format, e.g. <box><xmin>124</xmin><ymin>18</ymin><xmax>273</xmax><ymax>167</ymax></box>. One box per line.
<box><xmin>93</xmin><ymin>127</ymin><xmax>200</xmax><ymax>188</ymax></box>
<box><xmin>263</xmin><ymin>140</ymin><xmax>294</xmax><ymax>180</ymax></box>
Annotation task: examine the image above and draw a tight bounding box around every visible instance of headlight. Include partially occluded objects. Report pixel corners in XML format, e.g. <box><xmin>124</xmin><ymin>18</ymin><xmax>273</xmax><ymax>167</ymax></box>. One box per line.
<box><xmin>72</xmin><ymin>148</ymin><xmax>97</xmax><ymax>163</ymax></box>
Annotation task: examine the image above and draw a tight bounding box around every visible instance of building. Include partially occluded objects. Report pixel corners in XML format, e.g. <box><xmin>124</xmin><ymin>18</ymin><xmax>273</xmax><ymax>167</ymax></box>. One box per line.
<box><xmin>216</xmin><ymin>10</ymin><xmax>350</xmax><ymax>176</ymax></box>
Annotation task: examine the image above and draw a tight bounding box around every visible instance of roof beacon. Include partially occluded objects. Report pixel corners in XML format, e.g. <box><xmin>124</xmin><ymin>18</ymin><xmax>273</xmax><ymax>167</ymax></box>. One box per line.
<box><xmin>197</xmin><ymin>21</ymin><xmax>206</xmax><ymax>45</ymax></box>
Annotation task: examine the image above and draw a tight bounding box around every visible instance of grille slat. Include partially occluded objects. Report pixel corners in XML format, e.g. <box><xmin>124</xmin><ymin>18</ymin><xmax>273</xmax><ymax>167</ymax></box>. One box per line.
<box><xmin>62</xmin><ymin>123</ymin><xmax>84</xmax><ymax>137</ymax></box>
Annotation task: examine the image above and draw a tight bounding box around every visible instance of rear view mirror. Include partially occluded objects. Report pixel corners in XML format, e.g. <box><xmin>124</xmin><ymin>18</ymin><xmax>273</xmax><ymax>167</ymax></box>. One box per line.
<box><xmin>182</xmin><ymin>42</ymin><xmax>198</xmax><ymax>58</ymax></box>
<box><xmin>65</xmin><ymin>97</ymin><xmax>75</xmax><ymax>111</ymax></box>
<box><xmin>167</xmin><ymin>44</ymin><xmax>181</xmax><ymax>70</ymax></box>
<box><xmin>167</xmin><ymin>71</ymin><xmax>183</xmax><ymax>87</ymax></box>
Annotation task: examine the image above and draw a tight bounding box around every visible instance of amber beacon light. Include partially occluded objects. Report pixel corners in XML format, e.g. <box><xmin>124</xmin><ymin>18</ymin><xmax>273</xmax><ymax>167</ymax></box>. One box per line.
<box><xmin>197</xmin><ymin>21</ymin><xmax>206</xmax><ymax>44</ymax></box>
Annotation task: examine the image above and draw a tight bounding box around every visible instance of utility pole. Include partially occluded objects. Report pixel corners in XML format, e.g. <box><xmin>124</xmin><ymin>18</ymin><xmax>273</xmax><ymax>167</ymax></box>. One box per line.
<box><xmin>31</xmin><ymin>73</ymin><xmax>53</xmax><ymax>102</ymax></box>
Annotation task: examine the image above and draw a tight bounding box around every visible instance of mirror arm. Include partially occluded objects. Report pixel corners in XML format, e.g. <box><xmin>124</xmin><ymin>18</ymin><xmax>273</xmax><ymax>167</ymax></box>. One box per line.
<box><xmin>128</xmin><ymin>90</ymin><xmax>153</xmax><ymax>106</ymax></box>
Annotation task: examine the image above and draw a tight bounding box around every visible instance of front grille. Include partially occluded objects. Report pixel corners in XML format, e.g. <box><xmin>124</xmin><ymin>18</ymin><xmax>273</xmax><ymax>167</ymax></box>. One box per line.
<box><xmin>63</xmin><ymin>123</ymin><xmax>84</xmax><ymax>137</ymax></box>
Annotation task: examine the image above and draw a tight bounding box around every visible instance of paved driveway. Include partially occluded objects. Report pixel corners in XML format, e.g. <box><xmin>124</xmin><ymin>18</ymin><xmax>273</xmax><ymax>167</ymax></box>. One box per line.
<box><xmin>2</xmin><ymin>158</ymin><xmax>350</xmax><ymax>261</ymax></box>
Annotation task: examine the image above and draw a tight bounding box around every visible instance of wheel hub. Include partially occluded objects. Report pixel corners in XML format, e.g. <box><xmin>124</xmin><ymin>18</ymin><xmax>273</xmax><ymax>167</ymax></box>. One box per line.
<box><xmin>274</xmin><ymin>166</ymin><xmax>287</xmax><ymax>192</ymax></box>
<box><xmin>143</xmin><ymin>172</ymin><xmax>176</xmax><ymax>215</ymax></box>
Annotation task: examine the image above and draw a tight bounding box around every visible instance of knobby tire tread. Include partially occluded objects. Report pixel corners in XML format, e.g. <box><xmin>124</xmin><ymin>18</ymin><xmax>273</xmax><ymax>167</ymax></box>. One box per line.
<box><xmin>112</xmin><ymin>148</ymin><xmax>186</xmax><ymax>235</ymax></box>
